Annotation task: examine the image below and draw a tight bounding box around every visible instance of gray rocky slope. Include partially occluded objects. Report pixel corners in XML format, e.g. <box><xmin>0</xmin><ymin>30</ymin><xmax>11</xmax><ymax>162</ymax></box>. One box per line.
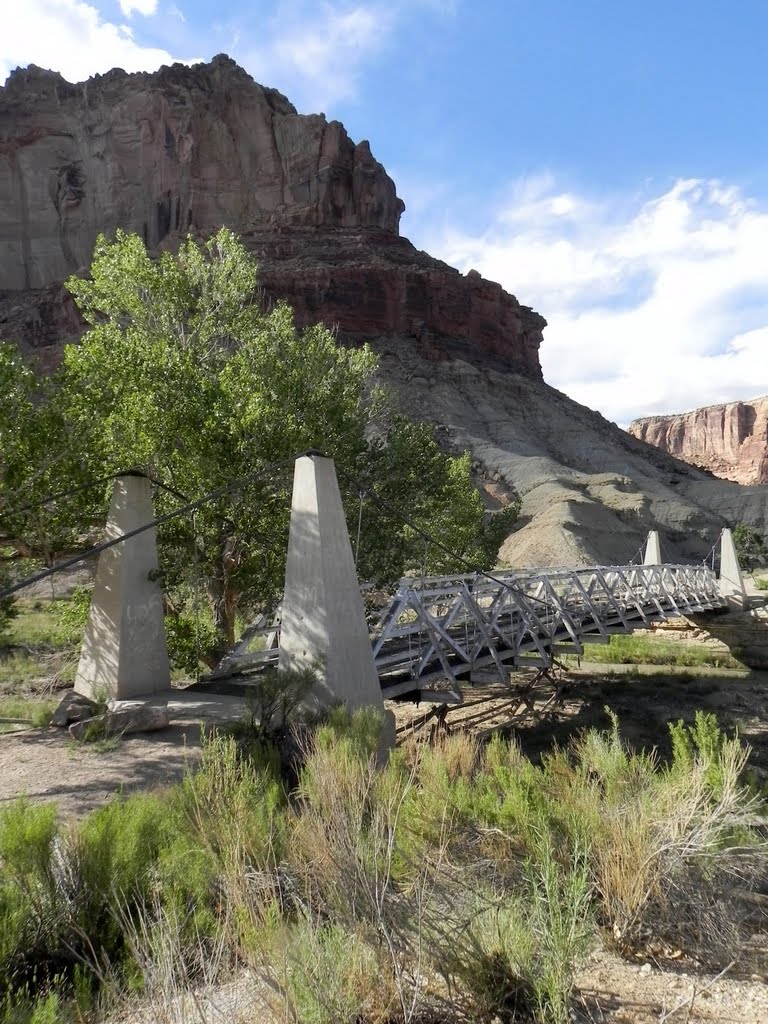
<box><xmin>380</xmin><ymin>337</ymin><xmax>768</xmax><ymax>568</ymax></box>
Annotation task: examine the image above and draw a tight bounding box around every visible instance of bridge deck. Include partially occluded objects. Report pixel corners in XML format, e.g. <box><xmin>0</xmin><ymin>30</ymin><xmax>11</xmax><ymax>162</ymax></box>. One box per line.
<box><xmin>208</xmin><ymin>563</ymin><xmax>726</xmax><ymax>703</ymax></box>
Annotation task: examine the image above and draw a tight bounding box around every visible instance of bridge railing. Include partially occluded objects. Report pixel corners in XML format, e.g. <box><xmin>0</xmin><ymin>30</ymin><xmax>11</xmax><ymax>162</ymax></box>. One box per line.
<box><xmin>370</xmin><ymin>563</ymin><xmax>726</xmax><ymax>697</ymax></box>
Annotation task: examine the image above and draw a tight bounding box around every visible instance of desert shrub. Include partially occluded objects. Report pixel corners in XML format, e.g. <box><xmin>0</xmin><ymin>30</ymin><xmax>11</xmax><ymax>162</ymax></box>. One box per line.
<box><xmin>0</xmin><ymin>801</ymin><xmax>64</xmax><ymax>988</ymax></box>
<box><xmin>2</xmin><ymin>710</ymin><xmax>765</xmax><ymax>1021</ymax></box>
<box><xmin>410</xmin><ymin>712</ymin><xmax>764</xmax><ymax>970</ymax></box>
<box><xmin>431</xmin><ymin>832</ymin><xmax>592</xmax><ymax>1024</ymax></box>
<box><xmin>259</xmin><ymin>917</ymin><xmax>397</xmax><ymax>1024</ymax></box>
<box><xmin>524</xmin><ymin>831</ymin><xmax>593</xmax><ymax>1024</ymax></box>
<box><xmin>236</xmin><ymin>665</ymin><xmax>317</xmax><ymax>741</ymax></box>
<box><xmin>669</xmin><ymin>709</ymin><xmax>742</xmax><ymax>799</ymax></box>
<box><xmin>72</xmin><ymin>793</ymin><xmax>174</xmax><ymax>956</ymax></box>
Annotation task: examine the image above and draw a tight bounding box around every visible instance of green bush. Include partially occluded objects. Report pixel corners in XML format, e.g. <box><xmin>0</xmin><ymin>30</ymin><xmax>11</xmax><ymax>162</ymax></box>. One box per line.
<box><xmin>164</xmin><ymin>609</ymin><xmax>220</xmax><ymax>677</ymax></box>
<box><xmin>52</xmin><ymin>588</ymin><xmax>91</xmax><ymax>648</ymax></box>
<box><xmin>0</xmin><ymin>712</ymin><xmax>763</xmax><ymax>1022</ymax></box>
<box><xmin>0</xmin><ymin>569</ymin><xmax>18</xmax><ymax>648</ymax></box>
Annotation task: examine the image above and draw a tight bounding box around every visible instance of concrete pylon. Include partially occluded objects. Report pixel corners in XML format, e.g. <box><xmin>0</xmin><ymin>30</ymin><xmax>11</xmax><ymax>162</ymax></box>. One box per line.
<box><xmin>643</xmin><ymin>530</ymin><xmax>662</xmax><ymax>565</ymax></box>
<box><xmin>75</xmin><ymin>474</ymin><xmax>171</xmax><ymax>700</ymax></box>
<box><xmin>718</xmin><ymin>527</ymin><xmax>747</xmax><ymax>608</ymax></box>
<box><xmin>279</xmin><ymin>454</ymin><xmax>394</xmax><ymax>746</ymax></box>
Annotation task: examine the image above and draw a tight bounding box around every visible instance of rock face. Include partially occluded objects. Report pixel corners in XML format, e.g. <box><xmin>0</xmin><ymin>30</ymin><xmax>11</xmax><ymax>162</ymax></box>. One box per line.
<box><xmin>2</xmin><ymin>56</ymin><xmax>767</xmax><ymax>566</ymax></box>
<box><xmin>381</xmin><ymin>338</ymin><xmax>768</xmax><ymax>567</ymax></box>
<box><xmin>0</xmin><ymin>56</ymin><xmax>544</xmax><ymax>377</ymax></box>
<box><xmin>629</xmin><ymin>399</ymin><xmax>768</xmax><ymax>486</ymax></box>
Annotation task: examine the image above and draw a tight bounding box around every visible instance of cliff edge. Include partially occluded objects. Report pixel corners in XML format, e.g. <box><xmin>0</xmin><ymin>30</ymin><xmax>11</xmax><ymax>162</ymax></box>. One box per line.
<box><xmin>629</xmin><ymin>398</ymin><xmax>768</xmax><ymax>486</ymax></box>
<box><xmin>0</xmin><ymin>56</ymin><xmax>544</xmax><ymax>377</ymax></box>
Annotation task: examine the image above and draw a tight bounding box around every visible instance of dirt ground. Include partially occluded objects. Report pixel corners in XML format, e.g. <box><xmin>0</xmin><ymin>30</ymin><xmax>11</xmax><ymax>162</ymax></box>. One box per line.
<box><xmin>1</xmin><ymin>666</ymin><xmax>767</xmax><ymax>1021</ymax></box>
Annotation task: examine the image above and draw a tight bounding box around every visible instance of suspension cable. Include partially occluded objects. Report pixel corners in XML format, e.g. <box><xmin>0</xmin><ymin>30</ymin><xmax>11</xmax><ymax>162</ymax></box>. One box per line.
<box><xmin>0</xmin><ymin>456</ymin><xmax>296</xmax><ymax>600</ymax></box>
<box><xmin>1</xmin><ymin>469</ymin><xmax>190</xmax><ymax>517</ymax></box>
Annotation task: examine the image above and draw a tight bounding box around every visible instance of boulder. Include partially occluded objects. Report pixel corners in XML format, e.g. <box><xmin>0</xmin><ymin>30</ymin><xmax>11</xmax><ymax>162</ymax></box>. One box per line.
<box><xmin>50</xmin><ymin>690</ymin><xmax>99</xmax><ymax>727</ymax></box>
<box><xmin>67</xmin><ymin>704</ymin><xmax>170</xmax><ymax>740</ymax></box>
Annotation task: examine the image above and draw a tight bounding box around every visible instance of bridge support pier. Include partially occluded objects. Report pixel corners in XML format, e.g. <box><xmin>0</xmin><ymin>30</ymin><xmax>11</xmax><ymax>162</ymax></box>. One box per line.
<box><xmin>74</xmin><ymin>474</ymin><xmax>171</xmax><ymax>701</ymax></box>
<box><xmin>718</xmin><ymin>527</ymin><xmax>747</xmax><ymax>608</ymax></box>
<box><xmin>279</xmin><ymin>454</ymin><xmax>394</xmax><ymax>748</ymax></box>
<box><xmin>643</xmin><ymin>530</ymin><xmax>662</xmax><ymax>565</ymax></box>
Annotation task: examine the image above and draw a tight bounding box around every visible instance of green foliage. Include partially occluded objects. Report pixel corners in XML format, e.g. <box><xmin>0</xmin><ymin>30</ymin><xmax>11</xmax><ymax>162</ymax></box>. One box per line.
<box><xmin>0</xmin><ymin>697</ymin><xmax>56</xmax><ymax>733</ymax></box>
<box><xmin>51</xmin><ymin>588</ymin><xmax>91</xmax><ymax>648</ymax></box>
<box><xmin>524</xmin><ymin>833</ymin><xmax>593</xmax><ymax>1024</ymax></box>
<box><xmin>175</xmin><ymin>730</ymin><xmax>286</xmax><ymax>878</ymax></box>
<box><xmin>732</xmin><ymin>522</ymin><xmax>768</xmax><ymax>568</ymax></box>
<box><xmin>163</xmin><ymin>607</ymin><xmax>220</xmax><ymax>676</ymax></box>
<box><xmin>2</xmin><ymin>228</ymin><xmax>510</xmax><ymax>656</ymax></box>
<box><xmin>262</xmin><ymin>918</ymin><xmax>395</xmax><ymax>1024</ymax></box>
<box><xmin>1</xmin><ymin>701</ymin><xmax>761</xmax><ymax>1021</ymax></box>
<box><xmin>669</xmin><ymin>710</ymin><xmax>743</xmax><ymax>800</ymax></box>
<box><xmin>354</xmin><ymin>419</ymin><xmax>503</xmax><ymax>581</ymax></box>
<box><xmin>0</xmin><ymin>569</ymin><xmax>18</xmax><ymax>647</ymax></box>
<box><xmin>0</xmin><ymin>343</ymin><xmax>99</xmax><ymax>571</ymax></box>
<box><xmin>578</xmin><ymin>632</ymin><xmax>743</xmax><ymax>669</ymax></box>
<box><xmin>236</xmin><ymin>665</ymin><xmax>316</xmax><ymax>740</ymax></box>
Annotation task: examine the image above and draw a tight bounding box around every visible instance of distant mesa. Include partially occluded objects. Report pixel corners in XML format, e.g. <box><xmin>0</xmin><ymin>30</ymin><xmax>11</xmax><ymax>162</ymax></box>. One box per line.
<box><xmin>629</xmin><ymin>398</ymin><xmax>768</xmax><ymax>486</ymax></box>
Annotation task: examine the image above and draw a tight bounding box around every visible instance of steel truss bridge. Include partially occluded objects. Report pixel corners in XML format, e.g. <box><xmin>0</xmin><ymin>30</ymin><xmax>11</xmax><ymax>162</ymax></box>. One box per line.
<box><xmin>212</xmin><ymin>562</ymin><xmax>727</xmax><ymax>703</ymax></box>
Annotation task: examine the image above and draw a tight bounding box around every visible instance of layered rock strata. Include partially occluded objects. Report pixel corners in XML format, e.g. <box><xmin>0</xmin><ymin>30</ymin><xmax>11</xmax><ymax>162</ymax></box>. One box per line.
<box><xmin>0</xmin><ymin>56</ymin><xmax>544</xmax><ymax>377</ymax></box>
<box><xmin>1</xmin><ymin>56</ymin><xmax>767</xmax><ymax>565</ymax></box>
<box><xmin>629</xmin><ymin>399</ymin><xmax>768</xmax><ymax>486</ymax></box>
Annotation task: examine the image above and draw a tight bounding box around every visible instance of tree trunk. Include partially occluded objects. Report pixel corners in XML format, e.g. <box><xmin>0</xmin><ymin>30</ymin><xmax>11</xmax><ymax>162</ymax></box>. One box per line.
<box><xmin>208</xmin><ymin>532</ymin><xmax>241</xmax><ymax>650</ymax></box>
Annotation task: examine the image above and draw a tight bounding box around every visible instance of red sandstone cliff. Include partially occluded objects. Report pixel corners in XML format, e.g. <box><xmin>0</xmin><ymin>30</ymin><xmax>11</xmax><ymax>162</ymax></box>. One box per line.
<box><xmin>0</xmin><ymin>56</ymin><xmax>544</xmax><ymax>377</ymax></box>
<box><xmin>629</xmin><ymin>398</ymin><xmax>768</xmax><ymax>485</ymax></box>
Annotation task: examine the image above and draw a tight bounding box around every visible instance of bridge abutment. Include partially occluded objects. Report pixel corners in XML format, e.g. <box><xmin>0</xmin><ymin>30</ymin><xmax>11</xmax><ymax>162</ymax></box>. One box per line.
<box><xmin>643</xmin><ymin>530</ymin><xmax>662</xmax><ymax>565</ymax></box>
<box><xmin>74</xmin><ymin>474</ymin><xmax>171</xmax><ymax>701</ymax></box>
<box><xmin>279</xmin><ymin>454</ymin><xmax>395</xmax><ymax>747</ymax></box>
<box><xmin>718</xmin><ymin>527</ymin><xmax>747</xmax><ymax>608</ymax></box>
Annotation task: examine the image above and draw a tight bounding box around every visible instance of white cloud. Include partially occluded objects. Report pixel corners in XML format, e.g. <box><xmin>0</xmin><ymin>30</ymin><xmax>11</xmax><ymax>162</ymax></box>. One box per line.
<box><xmin>236</xmin><ymin>0</ymin><xmax>450</xmax><ymax>110</ymax></box>
<box><xmin>419</xmin><ymin>176</ymin><xmax>768</xmax><ymax>426</ymax></box>
<box><xmin>0</xmin><ymin>0</ymin><xmax>197</xmax><ymax>86</ymax></box>
<box><xmin>118</xmin><ymin>0</ymin><xmax>157</xmax><ymax>16</ymax></box>
<box><xmin>236</xmin><ymin>2</ymin><xmax>392</xmax><ymax>109</ymax></box>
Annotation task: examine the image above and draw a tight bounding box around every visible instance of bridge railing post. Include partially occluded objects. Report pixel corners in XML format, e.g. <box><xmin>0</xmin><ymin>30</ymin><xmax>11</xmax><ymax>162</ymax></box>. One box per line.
<box><xmin>718</xmin><ymin>527</ymin><xmax>747</xmax><ymax>608</ymax></box>
<box><xmin>278</xmin><ymin>453</ymin><xmax>395</xmax><ymax>748</ymax></box>
<box><xmin>74</xmin><ymin>474</ymin><xmax>171</xmax><ymax>701</ymax></box>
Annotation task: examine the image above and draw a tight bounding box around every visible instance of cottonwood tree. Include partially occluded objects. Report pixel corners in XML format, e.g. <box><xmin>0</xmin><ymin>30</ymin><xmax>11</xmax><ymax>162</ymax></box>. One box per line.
<box><xmin>3</xmin><ymin>228</ymin><xmax>515</xmax><ymax>660</ymax></box>
<box><xmin>0</xmin><ymin>342</ymin><xmax>103</xmax><ymax>599</ymax></box>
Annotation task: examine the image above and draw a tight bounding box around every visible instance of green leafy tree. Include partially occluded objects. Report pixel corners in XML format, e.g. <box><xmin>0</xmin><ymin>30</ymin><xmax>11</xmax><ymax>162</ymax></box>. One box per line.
<box><xmin>0</xmin><ymin>343</ymin><xmax>101</xmax><ymax>598</ymax></box>
<box><xmin>732</xmin><ymin>523</ymin><xmax>768</xmax><ymax>569</ymax></box>
<box><xmin>4</xmin><ymin>227</ymin><xmax>513</xmax><ymax>661</ymax></box>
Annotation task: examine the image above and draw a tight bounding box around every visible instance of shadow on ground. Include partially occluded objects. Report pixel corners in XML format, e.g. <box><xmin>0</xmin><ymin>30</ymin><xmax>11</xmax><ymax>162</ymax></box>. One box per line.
<box><xmin>508</xmin><ymin>669</ymin><xmax>768</xmax><ymax>779</ymax></box>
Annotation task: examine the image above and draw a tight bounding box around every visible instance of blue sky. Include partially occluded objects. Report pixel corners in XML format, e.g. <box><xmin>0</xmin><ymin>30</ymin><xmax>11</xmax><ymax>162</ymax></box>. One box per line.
<box><xmin>3</xmin><ymin>0</ymin><xmax>768</xmax><ymax>425</ymax></box>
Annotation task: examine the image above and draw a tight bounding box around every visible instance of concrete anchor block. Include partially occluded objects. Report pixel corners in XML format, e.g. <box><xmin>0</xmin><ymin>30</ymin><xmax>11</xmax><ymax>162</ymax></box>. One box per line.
<box><xmin>643</xmin><ymin>530</ymin><xmax>662</xmax><ymax>565</ymax></box>
<box><xmin>719</xmin><ymin>527</ymin><xmax>747</xmax><ymax>608</ymax></box>
<box><xmin>279</xmin><ymin>454</ymin><xmax>395</xmax><ymax>748</ymax></box>
<box><xmin>74</xmin><ymin>474</ymin><xmax>171</xmax><ymax>701</ymax></box>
